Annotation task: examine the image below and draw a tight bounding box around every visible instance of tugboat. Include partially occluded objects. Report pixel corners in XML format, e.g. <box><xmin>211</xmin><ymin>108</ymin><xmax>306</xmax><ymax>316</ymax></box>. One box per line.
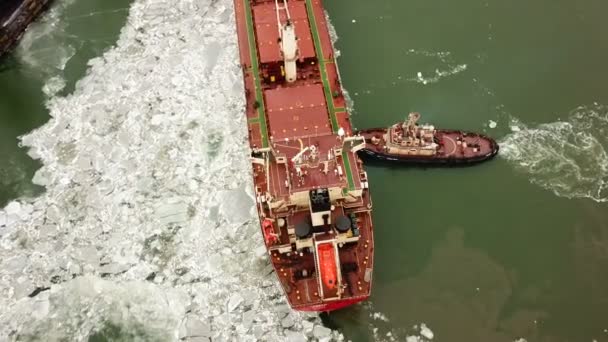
<box><xmin>233</xmin><ymin>0</ymin><xmax>374</xmax><ymax>312</ymax></box>
<box><xmin>1</xmin><ymin>0</ymin><xmax>51</xmax><ymax>57</ymax></box>
<box><xmin>357</xmin><ymin>112</ymin><xmax>499</xmax><ymax>165</ymax></box>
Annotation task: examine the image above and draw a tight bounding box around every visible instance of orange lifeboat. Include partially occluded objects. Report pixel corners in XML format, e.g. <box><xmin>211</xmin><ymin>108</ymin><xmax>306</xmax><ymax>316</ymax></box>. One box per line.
<box><xmin>262</xmin><ymin>219</ymin><xmax>278</xmax><ymax>246</ymax></box>
<box><xmin>318</xmin><ymin>243</ymin><xmax>338</xmax><ymax>290</ymax></box>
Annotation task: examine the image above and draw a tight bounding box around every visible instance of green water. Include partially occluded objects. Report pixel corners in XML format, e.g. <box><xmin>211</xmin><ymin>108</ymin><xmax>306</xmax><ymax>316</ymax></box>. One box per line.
<box><xmin>0</xmin><ymin>0</ymin><xmax>131</xmax><ymax>207</ymax></box>
<box><xmin>1</xmin><ymin>0</ymin><xmax>607</xmax><ymax>341</ymax></box>
<box><xmin>324</xmin><ymin>0</ymin><xmax>608</xmax><ymax>341</ymax></box>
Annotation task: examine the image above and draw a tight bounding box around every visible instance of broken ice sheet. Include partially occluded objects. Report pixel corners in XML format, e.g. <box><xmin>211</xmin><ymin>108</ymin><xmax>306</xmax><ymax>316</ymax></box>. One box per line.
<box><xmin>0</xmin><ymin>0</ymin><xmax>342</xmax><ymax>340</ymax></box>
<box><xmin>219</xmin><ymin>183</ymin><xmax>254</xmax><ymax>224</ymax></box>
<box><xmin>154</xmin><ymin>198</ymin><xmax>190</xmax><ymax>226</ymax></box>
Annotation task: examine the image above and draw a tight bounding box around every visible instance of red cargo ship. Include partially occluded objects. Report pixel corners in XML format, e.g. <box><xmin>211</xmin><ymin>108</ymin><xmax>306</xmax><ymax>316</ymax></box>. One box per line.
<box><xmin>233</xmin><ymin>0</ymin><xmax>374</xmax><ymax>311</ymax></box>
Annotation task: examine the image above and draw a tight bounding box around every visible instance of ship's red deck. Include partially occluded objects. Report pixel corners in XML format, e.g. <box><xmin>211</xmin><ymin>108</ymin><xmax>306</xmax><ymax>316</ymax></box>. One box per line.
<box><xmin>267</xmin><ymin>135</ymin><xmax>363</xmax><ymax>196</ymax></box>
<box><xmin>269</xmin><ymin>206</ymin><xmax>373</xmax><ymax>309</ymax></box>
<box><xmin>265</xmin><ymin>84</ymin><xmax>331</xmax><ymax>140</ymax></box>
<box><xmin>253</xmin><ymin>1</ymin><xmax>316</xmax><ymax>64</ymax></box>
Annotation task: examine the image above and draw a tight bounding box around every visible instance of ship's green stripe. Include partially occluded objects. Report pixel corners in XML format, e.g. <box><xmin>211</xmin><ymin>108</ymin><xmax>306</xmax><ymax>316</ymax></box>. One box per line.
<box><xmin>243</xmin><ymin>0</ymin><xmax>269</xmax><ymax>148</ymax></box>
<box><xmin>305</xmin><ymin>0</ymin><xmax>355</xmax><ymax>190</ymax></box>
<box><xmin>304</xmin><ymin>0</ymin><xmax>339</xmax><ymax>133</ymax></box>
<box><xmin>341</xmin><ymin>150</ymin><xmax>355</xmax><ymax>190</ymax></box>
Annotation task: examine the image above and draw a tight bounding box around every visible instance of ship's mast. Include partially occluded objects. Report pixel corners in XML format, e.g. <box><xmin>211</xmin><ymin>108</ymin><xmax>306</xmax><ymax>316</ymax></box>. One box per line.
<box><xmin>402</xmin><ymin>112</ymin><xmax>421</xmax><ymax>136</ymax></box>
<box><xmin>275</xmin><ymin>0</ymin><xmax>299</xmax><ymax>83</ymax></box>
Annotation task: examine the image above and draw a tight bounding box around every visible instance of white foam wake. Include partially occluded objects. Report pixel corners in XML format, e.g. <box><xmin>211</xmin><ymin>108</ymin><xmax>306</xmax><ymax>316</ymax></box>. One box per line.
<box><xmin>500</xmin><ymin>104</ymin><xmax>608</xmax><ymax>202</ymax></box>
<box><xmin>0</xmin><ymin>0</ymin><xmax>340</xmax><ymax>340</ymax></box>
<box><xmin>354</xmin><ymin>49</ymin><xmax>467</xmax><ymax>94</ymax></box>
<box><xmin>406</xmin><ymin>49</ymin><xmax>467</xmax><ymax>85</ymax></box>
<box><xmin>16</xmin><ymin>0</ymin><xmax>78</xmax><ymax>96</ymax></box>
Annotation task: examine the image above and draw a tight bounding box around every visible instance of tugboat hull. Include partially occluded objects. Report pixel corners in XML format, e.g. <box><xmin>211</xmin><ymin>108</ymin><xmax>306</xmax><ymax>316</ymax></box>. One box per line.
<box><xmin>357</xmin><ymin>128</ymin><xmax>499</xmax><ymax>166</ymax></box>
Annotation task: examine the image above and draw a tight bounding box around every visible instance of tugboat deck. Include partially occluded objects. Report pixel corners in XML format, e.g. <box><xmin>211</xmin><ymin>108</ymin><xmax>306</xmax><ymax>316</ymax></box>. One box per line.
<box><xmin>357</xmin><ymin>113</ymin><xmax>499</xmax><ymax>165</ymax></box>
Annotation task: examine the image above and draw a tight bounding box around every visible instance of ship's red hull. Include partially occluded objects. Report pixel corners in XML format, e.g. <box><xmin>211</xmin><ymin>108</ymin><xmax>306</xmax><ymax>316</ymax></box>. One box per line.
<box><xmin>296</xmin><ymin>295</ymin><xmax>369</xmax><ymax>312</ymax></box>
<box><xmin>234</xmin><ymin>0</ymin><xmax>375</xmax><ymax>312</ymax></box>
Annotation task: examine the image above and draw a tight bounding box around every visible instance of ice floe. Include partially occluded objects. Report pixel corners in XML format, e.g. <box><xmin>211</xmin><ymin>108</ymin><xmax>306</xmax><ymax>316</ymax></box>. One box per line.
<box><xmin>0</xmin><ymin>0</ymin><xmax>341</xmax><ymax>340</ymax></box>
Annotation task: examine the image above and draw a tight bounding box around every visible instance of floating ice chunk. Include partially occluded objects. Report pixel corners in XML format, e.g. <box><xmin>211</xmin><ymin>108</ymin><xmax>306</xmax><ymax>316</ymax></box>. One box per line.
<box><xmin>302</xmin><ymin>320</ymin><xmax>314</xmax><ymax>334</ymax></box>
<box><xmin>18</xmin><ymin>203</ymin><xmax>34</xmax><ymax>220</ymax></box>
<box><xmin>281</xmin><ymin>313</ymin><xmax>295</xmax><ymax>328</ymax></box>
<box><xmin>420</xmin><ymin>323</ymin><xmax>434</xmax><ymax>339</ymax></box>
<box><xmin>417</xmin><ymin>72</ymin><xmax>423</xmax><ymax>80</ymax></box>
<box><xmin>5</xmin><ymin>201</ymin><xmax>22</xmax><ymax>216</ymax></box>
<box><xmin>0</xmin><ymin>210</ymin><xmax>6</xmax><ymax>227</ymax></box>
<box><xmin>3</xmin><ymin>255</ymin><xmax>28</xmax><ymax>275</ymax></box>
<box><xmin>154</xmin><ymin>199</ymin><xmax>189</xmax><ymax>225</ymax></box>
<box><xmin>371</xmin><ymin>312</ymin><xmax>389</xmax><ymax>322</ymax></box>
<box><xmin>510</xmin><ymin>125</ymin><xmax>521</xmax><ymax>132</ymax></box>
<box><xmin>513</xmin><ymin>339</ymin><xmax>527</xmax><ymax>342</ymax></box>
<box><xmin>42</xmin><ymin>76</ymin><xmax>67</xmax><ymax>97</ymax></box>
<box><xmin>4</xmin><ymin>202</ymin><xmax>24</xmax><ymax>224</ymax></box>
<box><xmin>74</xmin><ymin>246</ymin><xmax>100</xmax><ymax>266</ymax></box>
<box><xmin>286</xmin><ymin>331</ymin><xmax>307</xmax><ymax>342</ymax></box>
<box><xmin>227</xmin><ymin>293</ymin><xmax>243</xmax><ymax>312</ymax></box>
<box><xmin>275</xmin><ymin>304</ymin><xmax>291</xmax><ymax>318</ymax></box>
<box><xmin>179</xmin><ymin>315</ymin><xmax>212</xmax><ymax>338</ymax></box>
<box><xmin>203</xmin><ymin>42</ymin><xmax>222</xmax><ymax>73</ymax></box>
<box><xmin>406</xmin><ymin>336</ymin><xmax>423</xmax><ymax>342</ymax></box>
<box><xmin>13</xmin><ymin>278</ymin><xmax>35</xmax><ymax>300</ymax></box>
<box><xmin>313</xmin><ymin>325</ymin><xmax>332</xmax><ymax>339</ymax></box>
<box><xmin>68</xmin><ymin>262</ymin><xmax>81</xmax><ymax>276</ymax></box>
<box><xmin>150</xmin><ymin>114</ymin><xmax>164</xmax><ymax>126</ymax></box>
<box><xmin>187</xmin><ymin>337</ymin><xmax>210</xmax><ymax>342</ymax></box>
<box><xmin>242</xmin><ymin>310</ymin><xmax>255</xmax><ymax>330</ymax></box>
<box><xmin>219</xmin><ymin>185</ymin><xmax>254</xmax><ymax>224</ymax></box>
<box><xmin>255</xmin><ymin>245</ymin><xmax>268</xmax><ymax>258</ymax></box>
<box><xmin>32</xmin><ymin>168</ymin><xmax>51</xmax><ymax>186</ymax></box>
<box><xmin>31</xmin><ymin>293</ymin><xmax>50</xmax><ymax>320</ymax></box>
<box><xmin>352</xmin><ymin>19</ymin><xmax>356</xmax><ymax>23</ymax></box>
<box><xmin>488</xmin><ymin>120</ymin><xmax>497</xmax><ymax>128</ymax></box>
<box><xmin>98</xmin><ymin>262</ymin><xmax>130</xmax><ymax>275</ymax></box>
